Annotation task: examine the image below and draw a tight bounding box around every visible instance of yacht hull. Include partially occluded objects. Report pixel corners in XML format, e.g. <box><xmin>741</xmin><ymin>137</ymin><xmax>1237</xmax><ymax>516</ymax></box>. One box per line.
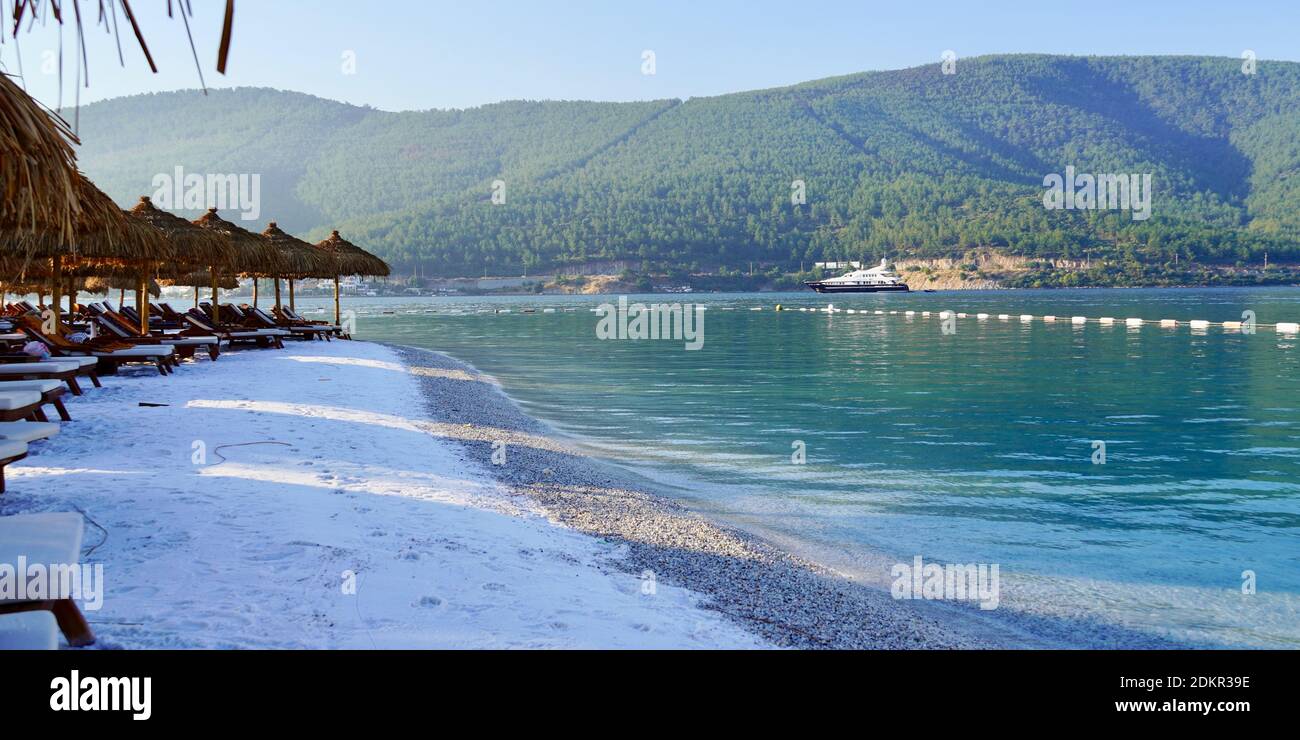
<box><xmin>804</xmin><ymin>282</ymin><xmax>910</xmax><ymax>293</ymax></box>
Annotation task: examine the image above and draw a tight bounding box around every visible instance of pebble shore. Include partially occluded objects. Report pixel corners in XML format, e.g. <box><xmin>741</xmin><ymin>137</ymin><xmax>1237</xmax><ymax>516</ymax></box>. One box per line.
<box><xmin>392</xmin><ymin>344</ymin><xmax>1008</xmax><ymax>649</ymax></box>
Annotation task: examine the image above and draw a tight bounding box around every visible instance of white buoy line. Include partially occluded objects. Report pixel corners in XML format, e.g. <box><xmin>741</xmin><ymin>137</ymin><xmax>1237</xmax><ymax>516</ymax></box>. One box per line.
<box><xmin>361</xmin><ymin>304</ymin><xmax>1300</xmax><ymax>335</ymax></box>
<box><xmin>776</xmin><ymin>303</ymin><xmax>1300</xmax><ymax>334</ymax></box>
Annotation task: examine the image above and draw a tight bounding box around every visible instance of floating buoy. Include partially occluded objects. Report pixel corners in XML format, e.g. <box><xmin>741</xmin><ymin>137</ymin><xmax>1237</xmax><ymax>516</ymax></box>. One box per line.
<box><xmin>774</xmin><ymin>304</ymin><xmax>783</xmax><ymax>311</ymax></box>
<box><xmin>1072</xmin><ymin>316</ymin><xmax>1088</xmax><ymax>324</ymax></box>
<box><xmin>977</xmin><ymin>313</ymin><xmax>989</xmax><ymax>320</ymax></box>
<box><xmin>905</xmin><ymin>311</ymin><xmax>915</xmax><ymax>316</ymax></box>
<box><xmin>997</xmin><ymin>314</ymin><xmax>1010</xmax><ymax>320</ymax></box>
<box><xmin>1125</xmin><ymin>318</ymin><xmax>1143</xmax><ymax>326</ymax></box>
<box><xmin>1222</xmin><ymin>320</ymin><xmax>1243</xmax><ymax>330</ymax></box>
<box><xmin>1189</xmin><ymin>320</ymin><xmax>1210</xmax><ymax>329</ymax></box>
<box><xmin>1276</xmin><ymin>322</ymin><xmax>1299</xmax><ymax>333</ymax></box>
<box><xmin>1043</xmin><ymin>315</ymin><xmax>1056</xmax><ymax>322</ymax></box>
<box><xmin>1020</xmin><ymin>314</ymin><xmax>1034</xmax><ymax>322</ymax></box>
<box><xmin>922</xmin><ymin>311</ymin><xmax>931</xmax><ymax>317</ymax></box>
<box><xmin>1099</xmin><ymin>317</ymin><xmax>1115</xmax><ymax>325</ymax></box>
<box><xmin>875</xmin><ymin>310</ymin><xmax>885</xmax><ymax>315</ymax></box>
<box><xmin>939</xmin><ymin>310</ymin><xmax>954</xmax><ymax>319</ymax></box>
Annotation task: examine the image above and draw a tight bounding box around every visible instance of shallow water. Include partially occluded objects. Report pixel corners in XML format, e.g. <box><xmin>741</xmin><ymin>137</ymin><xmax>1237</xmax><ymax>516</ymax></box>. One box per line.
<box><xmin>300</xmin><ymin>287</ymin><xmax>1300</xmax><ymax>647</ymax></box>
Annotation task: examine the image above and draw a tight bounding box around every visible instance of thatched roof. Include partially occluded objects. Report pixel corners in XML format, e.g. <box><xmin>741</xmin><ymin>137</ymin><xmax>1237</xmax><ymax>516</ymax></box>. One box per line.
<box><xmin>0</xmin><ymin>73</ymin><xmax>80</xmax><ymax>246</ymax></box>
<box><xmin>2</xmin><ymin>175</ymin><xmax>175</xmax><ymax>263</ymax></box>
<box><xmin>83</xmin><ymin>276</ymin><xmax>161</xmax><ymax>298</ymax></box>
<box><xmin>192</xmin><ymin>208</ymin><xmax>284</xmax><ymax>274</ymax></box>
<box><xmin>260</xmin><ymin>222</ymin><xmax>332</xmax><ymax>278</ymax></box>
<box><xmin>159</xmin><ymin>270</ymin><xmax>239</xmax><ymax>290</ymax></box>
<box><xmin>130</xmin><ymin>196</ymin><xmax>239</xmax><ymax>271</ymax></box>
<box><xmin>314</xmin><ymin>230</ymin><xmax>391</xmax><ymax>277</ymax></box>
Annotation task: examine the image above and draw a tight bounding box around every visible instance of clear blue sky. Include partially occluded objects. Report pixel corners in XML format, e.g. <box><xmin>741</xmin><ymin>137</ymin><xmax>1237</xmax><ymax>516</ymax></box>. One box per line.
<box><xmin>3</xmin><ymin>0</ymin><xmax>1297</xmax><ymax>112</ymax></box>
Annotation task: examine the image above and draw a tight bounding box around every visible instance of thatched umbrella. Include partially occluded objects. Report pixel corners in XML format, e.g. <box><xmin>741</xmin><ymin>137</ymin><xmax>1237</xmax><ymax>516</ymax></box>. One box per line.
<box><xmin>192</xmin><ymin>208</ymin><xmax>281</xmax><ymax>322</ymax></box>
<box><xmin>84</xmin><ymin>275</ymin><xmax>160</xmax><ymax>299</ymax></box>
<box><xmin>314</xmin><ymin>230</ymin><xmax>391</xmax><ymax>325</ymax></box>
<box><xmin>0</xmin><ymin>73</ymin><xmax>79</xmax><ymax>246</ymax></box>
<box><xmin>1</xmin><ymin>175</ymin><xmax>173</xmax><ymax>335</ymax></box>
<box><xmin>260</xmin><ymin>222</ymin><xmax>331</xmax><ymax>312</ymax></box>
<box><xmin>131</xmin><ymin>196</ymin><xmax>239</xmax><ymax>326</ymax></box>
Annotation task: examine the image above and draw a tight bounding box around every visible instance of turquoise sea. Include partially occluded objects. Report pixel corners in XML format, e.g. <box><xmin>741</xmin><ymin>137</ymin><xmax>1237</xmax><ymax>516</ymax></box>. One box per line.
<box><xmin>298</xmin><ymin>287</ymin><xmax>1300</xmax><ymax>647</ymax></box>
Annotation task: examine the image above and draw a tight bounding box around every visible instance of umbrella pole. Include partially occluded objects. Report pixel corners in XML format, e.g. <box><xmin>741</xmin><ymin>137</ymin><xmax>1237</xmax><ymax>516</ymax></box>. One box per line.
<box><xmin>194</xmin><ymin>287</ymin><xmax>199</xmax><ymax>308</ymax></box>
<box><xmin>119</xmin><ymin>288</ymin><xmax>125</xmax><ymax>310</ymax></box>
<box><xmin>274</xmin><ymin>277</ymin><xmax>282</xmax><ymax>312</ymax></box>
<box><xmin>333</xmin><ymin>275</ymin><xmax>341</xmax><ymax>326</ymax></box>
<box><xmin>137</xmin><ymin>273</ymin><xmax>149</xmax><ymax>336</ymax></box>
<box><xmin>288</xmin><ymin>279</ymin><xmax>296</xmax><ymax>312</ymax></box>
<box><xmin>211</xmin><ymin>272</ymin><xmax>221</xmax><ymax>324</ymax></box>
<box><xmin>50</xmin><ymin>256</ymin><xmax>63</xmax><ymax>337</ymax></box>
<box><xmin>253</xmin><ymin>278</ymin><xmax>259</xmax><ymax>308</ymax></box>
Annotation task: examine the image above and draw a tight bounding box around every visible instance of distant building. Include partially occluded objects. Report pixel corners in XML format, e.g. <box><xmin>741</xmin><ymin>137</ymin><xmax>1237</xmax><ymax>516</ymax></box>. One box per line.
<box><xmin>814</xmin><ymin>261</ymin><xmax>862</xmax><ymax>270</ymax></box>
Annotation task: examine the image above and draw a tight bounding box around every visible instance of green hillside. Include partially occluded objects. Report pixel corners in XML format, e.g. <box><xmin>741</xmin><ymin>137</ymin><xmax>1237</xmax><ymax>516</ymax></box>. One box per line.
<box><xmin>74</xmin><ymin>55</ymin><xmax>1300</xmax><ymax>283</ymax></box>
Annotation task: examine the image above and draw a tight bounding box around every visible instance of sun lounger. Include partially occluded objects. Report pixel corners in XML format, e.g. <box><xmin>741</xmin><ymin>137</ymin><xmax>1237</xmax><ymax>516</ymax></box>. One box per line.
<box><xmin>0</xmin><ymin>420</ymin><xmax>60</xmax><ymax>443</ymax></box>
<box><xmin>231</xmin><ymin>304</ymin><xmax>330</xmax><ymax>341</ymax></box>
<box><xmin>183</xmin><ymin>310</ymin><xmax>287</xmax><ymax>349</ymax></box>
<box><xmin>0</xmin><ymin>610</ymin><xmax>58</xmax><ymax>650</ymax></box>
<box><xmin>87</xmin><ymin>304</ymin><xmax>222</xmax><ymax>361</ymax></box>
<box><xmin>0</xmin><ymin>380</ymin><xmax>70</xmax><ymax>421</ymax></box>
<box><xmin>0</xmin><ymin>439</ymin><xmax>27</xmax><ymax>494</ymax></box>
<box><xmin>0</xmin><ymin>513</ymin><xmax>95</xmax><ymax>646</ymax></box>
<box><xmin>282</xmin><ymin>307</ymin><xmax>344</xmax><ymax>333</ymax></box>
<box><xmin>15</xmin><ymin>316</ymin><xmax>176</xmax><ymax>376</ymax></box>
<box><xmin>0</xmin><ymin>359</ymin><xmax>92</xmax><ymax>395</ymax></box>
<box><xmin>0</xmin><ymin>390</ymin><xmax>51</xmax><ymax>423</ymax></box>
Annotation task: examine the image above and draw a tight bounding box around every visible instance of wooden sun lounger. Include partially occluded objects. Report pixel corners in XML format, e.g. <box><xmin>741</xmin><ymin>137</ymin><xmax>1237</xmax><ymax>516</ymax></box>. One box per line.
<box><xmin>183</xmin><ymin>310</ymin><xmax>286</xmax><ymax>349</ymax></box>
<box><xmin>16</xmin><ymin>316</ymin><xmax>176</xmax><ymax>376</ymax></box>
<box><xmin>0</xmin><ymin>439</ymin><xmax>27</xmax><ymax>494</ymax></box>
<box><xmin>229</xmin><ymin>304</ymin><xmax>329</xmax><ymax>341</ymax></box>
<box><xmin>87</xmin><ymin>304</ymin><xmax>221</xmax><ymax>361</ymax></box>
<box><xmin>0</xmin><ymin>513</ymin><xmax>95</xmax><ymax>646</ymax></box>
<box><xmin>0</xmin><ymin>380</ymin><xmax>71</xmax><ymax>421</ymax></box>
<box><xmin>0</xmin><ymin>357</ymin><xmax>94</xmax><ymax>396</ymax></box>
<box><xmin>275</xmin><ymin>307</ymin><xmax>343</xmax><ymax>339</ymax></box>
<box><xmin>0</xmin><ymin>389</ymin><xmax>53</xmax><ymax>424</ymax></box>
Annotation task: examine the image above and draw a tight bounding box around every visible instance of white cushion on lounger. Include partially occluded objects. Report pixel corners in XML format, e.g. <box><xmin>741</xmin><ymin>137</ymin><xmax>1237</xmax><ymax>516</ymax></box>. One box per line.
<box><xmin>0</xmin><ymin>332</ymin><xmax>26</xmax><ymax>341</ymax></box>
<box><xmin>0</xmin><ymin>362</ymin><xmax>79</xmax><ymax>376</ymax></box>
<box><xmin>58</xmin><ymin>356</ymin><xmax>99</xmax><ymax>368</ymax></box>
<box><xmin>0</xmin><ymin>379</ymin><xmax>61</xmax><ymax>394</ymax></box>
<box><xmin>0</xmin><ymin>421</ymin><xmax>60</xmax><ymax>442</ymax></box>
<box><xmin>0</xmin><ymin>391</ymin><xmax>41</xmax><ymax>410</ymax></box>
<box><xmin>92</xmin><ymin>346</ymin><xmax>174</xmax><ymax>358</ymax></box>
<box><xmin>0</xmin><ymin>611</ymin><xmax>58</xmax><ymax>650</ymax></box>
<box><xmin>158</xmin><ymin>336</ymin><xmax>218</xmax><ymax>346</ymax></box>
<box><xmin>0</xmin><ymin>513</ymin><xmax>84</xmax><ymax>603</ymax></box>
<box><xmin>0</xmin><ymin>439</ymin><xmax>27</xmax><ymax>459</ymax></box>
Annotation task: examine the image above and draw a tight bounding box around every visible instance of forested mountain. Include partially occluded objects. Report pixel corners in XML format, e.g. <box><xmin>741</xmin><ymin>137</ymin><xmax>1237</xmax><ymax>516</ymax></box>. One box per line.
<box><xmin>74</xmin><ymin>55</ymin><xmax>1300</xmax><ymax>281</ymax></box>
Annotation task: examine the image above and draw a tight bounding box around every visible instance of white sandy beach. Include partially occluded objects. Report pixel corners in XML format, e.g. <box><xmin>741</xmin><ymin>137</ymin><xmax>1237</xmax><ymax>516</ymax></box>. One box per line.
<box><xmin>2</xmin><ymin>340</ymin><xmax>764</xmax><ymax>649</ymax></box>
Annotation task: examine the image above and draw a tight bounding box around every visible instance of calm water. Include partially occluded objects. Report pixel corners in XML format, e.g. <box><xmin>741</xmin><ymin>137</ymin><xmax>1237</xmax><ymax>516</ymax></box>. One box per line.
<box><xmin>302</xmin><ymin>288</ymin><xmax>1300</xmax><ymax>647</ymax></box>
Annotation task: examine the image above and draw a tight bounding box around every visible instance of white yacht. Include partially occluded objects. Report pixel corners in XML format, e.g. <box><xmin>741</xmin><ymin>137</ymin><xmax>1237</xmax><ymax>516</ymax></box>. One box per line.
<box><xmin>804</xmin><ymin>259</ymin><xmax>910</xmax><ymax>293</ymax></box>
